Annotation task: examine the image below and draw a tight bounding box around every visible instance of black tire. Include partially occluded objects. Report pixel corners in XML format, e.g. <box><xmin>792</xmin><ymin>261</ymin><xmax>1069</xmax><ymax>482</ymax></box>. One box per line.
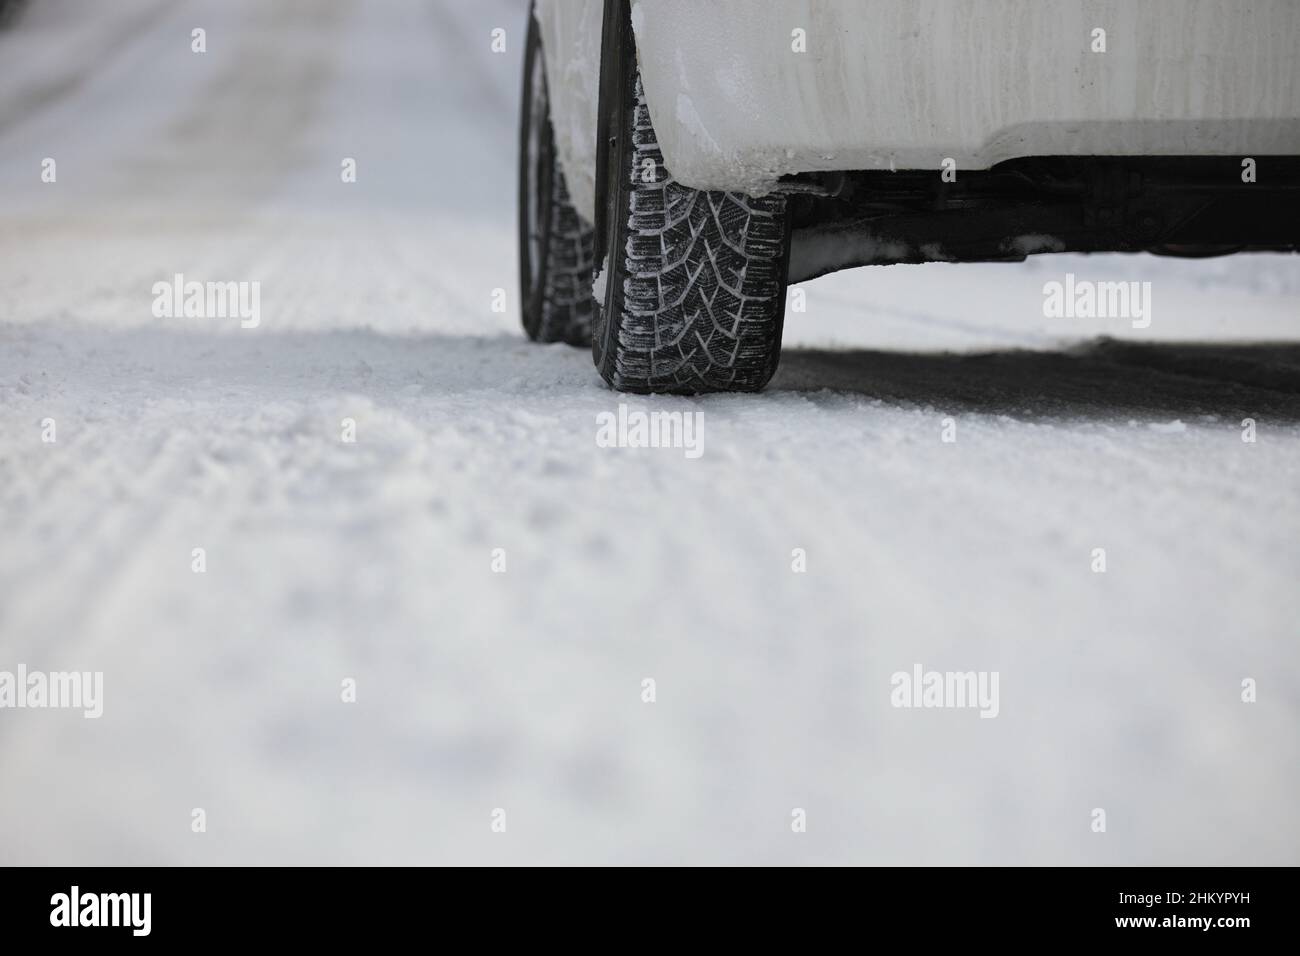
<box><xmin>518</xmin><ymin>3</ymin><xmax>595</xmax><ymax>346</ymax></box>
<box><xmin>593</xmin><ymin>0</ymin><xmax>792</xmax><ymax>394</ymax></box>
<box><xmin>0</xmin><ymin>0</ymin><xmax>29</xmax><ymax>29</ymax></box>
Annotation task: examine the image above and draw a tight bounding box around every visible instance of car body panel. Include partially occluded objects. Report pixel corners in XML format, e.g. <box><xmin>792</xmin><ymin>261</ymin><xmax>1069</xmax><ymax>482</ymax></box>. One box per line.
<box><xmin>540</xmin><ymin>0</ymin><xmax>1300</xmax><ymax>218</ymax></box>
<box><xmin>535</xmin><ymin>0</ymin><xmax>603</xmax><ymax>224</ymax></box>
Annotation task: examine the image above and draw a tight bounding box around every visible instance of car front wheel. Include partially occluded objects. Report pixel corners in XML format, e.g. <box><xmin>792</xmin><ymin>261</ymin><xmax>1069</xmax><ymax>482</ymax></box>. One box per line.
<box><xmin>592</xmin><ymin>0</ymin><xmax>793</xmax><ymax>394</ymax></box>
<box><xmin>518</xmin><ymin>1</ymin><xmax>596</xmax><ymax>346</ymax></box>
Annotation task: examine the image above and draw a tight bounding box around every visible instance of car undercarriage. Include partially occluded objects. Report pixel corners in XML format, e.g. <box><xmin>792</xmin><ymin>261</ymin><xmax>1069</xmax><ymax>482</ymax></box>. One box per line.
<box><xmin>784</xmin><ymin>156</ymin><xmax>1300</xmax><ymax>282</ymax></box>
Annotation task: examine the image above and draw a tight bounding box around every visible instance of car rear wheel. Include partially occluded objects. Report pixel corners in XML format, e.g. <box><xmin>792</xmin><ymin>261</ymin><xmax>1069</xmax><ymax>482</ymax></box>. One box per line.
<box><xmin>593</xmin><ymin>0</ymin><xmax>792</xmax><ymax>394</ymax></box>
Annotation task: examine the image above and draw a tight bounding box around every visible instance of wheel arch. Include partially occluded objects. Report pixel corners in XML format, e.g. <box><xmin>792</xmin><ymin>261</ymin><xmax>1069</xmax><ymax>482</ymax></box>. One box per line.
<box><xmin>532</xmin><ymin>0</ymin><xmax>605</xmax><ymax>227</ymax></box>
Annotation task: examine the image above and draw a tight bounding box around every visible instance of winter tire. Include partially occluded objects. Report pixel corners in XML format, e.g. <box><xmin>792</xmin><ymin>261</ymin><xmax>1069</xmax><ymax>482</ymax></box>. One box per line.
<box><xmin>593</xmin><ymin>0</ymin><xmax>792</xmax><ymax>394</ymax></box>
<box><xmin>518</xmin><ymin>1</ymin><xmax>596</xmax><ymax>346</ymax></box>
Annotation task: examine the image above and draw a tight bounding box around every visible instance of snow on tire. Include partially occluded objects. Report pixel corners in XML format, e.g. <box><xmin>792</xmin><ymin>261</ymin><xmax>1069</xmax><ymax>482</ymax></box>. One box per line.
<box><xmin>535</xmin><ymin>166</ymin><xmax>596</xmax><ymax>345</ymax></box>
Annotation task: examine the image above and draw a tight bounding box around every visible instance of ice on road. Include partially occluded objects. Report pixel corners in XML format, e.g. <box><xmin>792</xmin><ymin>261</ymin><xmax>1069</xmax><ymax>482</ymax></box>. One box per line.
<box><xmin>1</xmin><ymin>0</ymin><xmax>1297</xmax><ymax>865</ymax></box>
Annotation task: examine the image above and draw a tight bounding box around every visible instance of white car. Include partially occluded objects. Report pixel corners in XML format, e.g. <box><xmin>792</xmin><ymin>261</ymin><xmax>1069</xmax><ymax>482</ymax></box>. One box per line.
<box><xmin>519</xmin><ymin>0</ymin><xmax>1300</xmax><ymax>393</ymax></box>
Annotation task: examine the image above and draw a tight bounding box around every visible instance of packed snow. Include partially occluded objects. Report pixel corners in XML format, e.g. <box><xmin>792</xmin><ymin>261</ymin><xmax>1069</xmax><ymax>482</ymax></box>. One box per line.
<box><xmin>0</xmin><ymin>0</ymin><xmax>1297</xmax><ymax>865</ymax></box>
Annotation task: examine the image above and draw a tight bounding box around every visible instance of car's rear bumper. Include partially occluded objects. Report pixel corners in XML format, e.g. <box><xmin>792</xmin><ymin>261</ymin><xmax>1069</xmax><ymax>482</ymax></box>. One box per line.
<box><xmin>632</xmin><ymin>0</ymin><xmax>1300</xmax><ymax>193</ymax></box>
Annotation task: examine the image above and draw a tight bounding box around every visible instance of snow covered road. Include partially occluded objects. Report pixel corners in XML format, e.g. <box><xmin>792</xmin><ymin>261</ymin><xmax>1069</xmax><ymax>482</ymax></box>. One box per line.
<box><xmin>1</xmin><ymin>0</ymin><xmax>1298</xmax><ymax>865</ymax></box>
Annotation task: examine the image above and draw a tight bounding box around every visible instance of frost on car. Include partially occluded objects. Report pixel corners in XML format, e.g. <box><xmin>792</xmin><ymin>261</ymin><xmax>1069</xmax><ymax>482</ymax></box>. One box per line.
<box><xmin>518</xmin><ymin>0</ymin><xmax>1300</xmax><ymax>394</ymax></box>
